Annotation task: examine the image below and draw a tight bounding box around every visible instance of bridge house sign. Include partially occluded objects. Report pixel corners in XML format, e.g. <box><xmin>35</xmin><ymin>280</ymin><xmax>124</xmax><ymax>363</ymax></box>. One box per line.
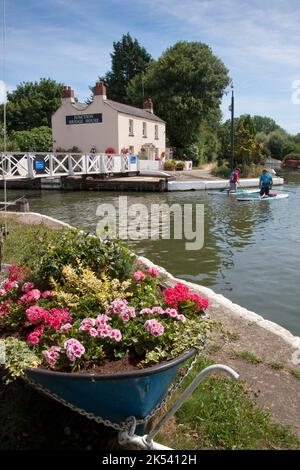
<box><xmin>66</xmin><ymin>113</ymin><xmax>102</xmax><ymax>125</ymax></box>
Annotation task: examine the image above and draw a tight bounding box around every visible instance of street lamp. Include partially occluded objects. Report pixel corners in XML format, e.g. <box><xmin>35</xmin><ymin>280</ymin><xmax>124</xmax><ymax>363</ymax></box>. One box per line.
<box><xmin>229</xmin><ymin>84</ymin><xmax>235</xmax><ymax>170</ymax></box>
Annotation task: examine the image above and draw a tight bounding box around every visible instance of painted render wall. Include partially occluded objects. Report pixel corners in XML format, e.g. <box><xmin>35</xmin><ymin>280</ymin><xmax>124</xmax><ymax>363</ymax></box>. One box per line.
<box><xmin>118</xmin><ymin>113</ymin><xmax>166</xmax><ymax>158</ymax></box>
<box><xmin>51</xmin><ymin>96</ymin><xmax>119</xmax><ymax>153</ymax></box>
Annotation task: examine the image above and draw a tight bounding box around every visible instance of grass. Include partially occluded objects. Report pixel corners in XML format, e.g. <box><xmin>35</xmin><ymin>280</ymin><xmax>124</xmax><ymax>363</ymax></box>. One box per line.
<box><xmin>232</xmin><ymin>350</ymin><xmax>262</xmax><ymax>365</ymax></box>
<box><xmin>0</xmin><ymin>215</ymin><xmax>55</xmax><ymax>265</ymax></box>
<box><xmin>268</xmin><ymin>362</ymin><xmax>284</xmax><ymax>370</ymax></box>
<box><xmin>289</xmin><ymin>369</ymin><xmax>300</xmax><ymax>380</ymax></box>
<box><xmin>158</xmin><ymin>357</ymin><xmax>300</xmax><ymax>450</ymax></box>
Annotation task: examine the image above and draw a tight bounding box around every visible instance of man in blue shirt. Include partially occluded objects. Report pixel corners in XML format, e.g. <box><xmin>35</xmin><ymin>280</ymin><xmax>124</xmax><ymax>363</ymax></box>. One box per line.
<box><xmin>259</xmin><ymin>169</ymin><xmax>273</xmax><ymax>197</ymax></box>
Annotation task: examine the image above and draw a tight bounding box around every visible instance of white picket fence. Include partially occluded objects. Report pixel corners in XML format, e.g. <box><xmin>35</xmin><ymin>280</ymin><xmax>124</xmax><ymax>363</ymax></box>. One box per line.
<box><xmin>0</xmin><ymin>152</ymin><xmax>139</xmax><ymax>180</ymax></box>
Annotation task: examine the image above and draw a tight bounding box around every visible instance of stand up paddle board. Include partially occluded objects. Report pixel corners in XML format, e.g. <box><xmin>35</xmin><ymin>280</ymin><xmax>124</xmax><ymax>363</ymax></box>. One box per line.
<box><xmin>237</xmin><ymin>193</ymin><xmax>289</xmax><ymax>201</ymax></box>
<box><xmin>208</xmin><ymin>189</ymin><xmax>259</xmax><ymax>196</ymax></box>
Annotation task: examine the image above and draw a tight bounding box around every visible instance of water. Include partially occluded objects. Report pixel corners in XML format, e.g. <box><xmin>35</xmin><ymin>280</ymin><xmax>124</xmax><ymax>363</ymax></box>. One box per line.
<box><xmin>6</xmin><ymin>175</ymin><xmax>300</xmax><ymax>335</ymax></box>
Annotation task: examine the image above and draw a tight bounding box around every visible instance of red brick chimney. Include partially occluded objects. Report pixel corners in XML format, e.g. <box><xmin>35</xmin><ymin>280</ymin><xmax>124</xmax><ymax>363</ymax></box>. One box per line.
<box><xmin>143</xmin><ymin>98</ymin><xmax>153</xmax><ymax>114</ymax></box>
<box><xmin>94</xmin><ymin>81</ymin><xmax>107</xmax><ymax>99</ymax></box>
<box><xmin>61</xmin><ymin>85</ymin><xmax>75</xmax><ymax>102</ymax></box>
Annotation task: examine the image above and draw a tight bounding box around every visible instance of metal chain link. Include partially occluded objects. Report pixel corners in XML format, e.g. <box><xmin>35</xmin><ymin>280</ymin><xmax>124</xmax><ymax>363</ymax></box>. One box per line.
<box><xmin>23</xmin><ymin>351</ymin><xmax>200</xmax><ymax>432</ymax></box>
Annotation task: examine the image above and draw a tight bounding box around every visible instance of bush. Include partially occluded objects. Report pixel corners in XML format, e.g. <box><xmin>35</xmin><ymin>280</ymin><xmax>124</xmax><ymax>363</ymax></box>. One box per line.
<box><xmin>164</xmin><ymin>160</ymin><xmax>176</xmax><ymax>171</ymax></box>
<box><xmin>212</xmin><ymin>163</ymin><xmax>231</xmax><ymax>179</ymax></box>
<box><xmin>10</xmin><ymin>126</ymin><xmax>52</xmax><ymax>152</ymax></box>
<box><xmin>283</xmin><ymin>153</ymin><xmax>300</xmax><ymax>162</ymax></box>
<box><xmin>176</xmin><ymin>161</ymin><xmax>185</xmax><ymax>170</ymax></box>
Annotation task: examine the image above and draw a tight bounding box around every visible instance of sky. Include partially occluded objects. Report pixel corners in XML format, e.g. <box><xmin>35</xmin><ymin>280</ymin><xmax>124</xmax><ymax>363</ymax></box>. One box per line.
<box><xmin>1</xmin><ymin>0</ymin><xmax>300</xmax><ymax>133</ymax></box>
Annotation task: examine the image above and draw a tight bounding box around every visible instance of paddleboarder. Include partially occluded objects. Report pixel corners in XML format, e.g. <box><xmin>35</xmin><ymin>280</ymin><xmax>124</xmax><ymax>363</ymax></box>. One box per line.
<box><xmin>259</xmin><ymin>169</ymin><xmax>273</xmax><ymax>198</ymax></box>
<box><xmin>228</xmin><ymin>168</ymin><xmax>240</xmax><ymax>192</ymax></box>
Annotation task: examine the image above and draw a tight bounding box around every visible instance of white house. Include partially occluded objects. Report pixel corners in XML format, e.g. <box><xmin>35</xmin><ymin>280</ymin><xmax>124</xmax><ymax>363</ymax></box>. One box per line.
<box><xmin>51</xmin><ymin>82</ymin><xmax>166</xmax><ymax>159</ymax></box>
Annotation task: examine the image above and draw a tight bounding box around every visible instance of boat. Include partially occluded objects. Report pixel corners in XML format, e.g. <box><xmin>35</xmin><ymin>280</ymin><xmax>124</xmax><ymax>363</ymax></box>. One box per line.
<box><xmin>237</xmin><ymin>193</ymin><xmax>289</xmax><ymax>201</ymax></box>
<box><xmin>208</xmin><ymin>189</ymin><xmax>259</xmax><ymax>196</ymax></box>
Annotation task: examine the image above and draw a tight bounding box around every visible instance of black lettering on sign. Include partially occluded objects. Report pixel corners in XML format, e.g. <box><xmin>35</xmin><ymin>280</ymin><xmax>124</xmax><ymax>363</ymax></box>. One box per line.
<box><xmin>66</xmin><ymin>113</ymin><xmax>102</xmax><ymax>125</ymax></box>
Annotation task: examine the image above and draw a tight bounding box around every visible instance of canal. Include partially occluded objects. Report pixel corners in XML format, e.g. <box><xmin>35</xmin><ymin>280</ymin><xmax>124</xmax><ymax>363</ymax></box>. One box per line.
<box><xmin>6</xmin><ymin>174</ymin><xmax>300</xmax><ymax>335</ymax></box>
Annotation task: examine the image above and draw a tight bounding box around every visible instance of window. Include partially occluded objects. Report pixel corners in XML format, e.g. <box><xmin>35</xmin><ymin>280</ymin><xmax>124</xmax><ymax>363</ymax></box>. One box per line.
<box><xmin>129</xmin><ymin>119</ymin><xmax>134</xmax><ymax>136</ymax></box>
<box><xmin>143</xmin><ymin>122</ymin><xmax>147</xmax><ymax>138</ymax></box>
<box><xmin>155</xmin><ymin>125</ymin><xmax>159</xmax><ymax>140</ymax></box>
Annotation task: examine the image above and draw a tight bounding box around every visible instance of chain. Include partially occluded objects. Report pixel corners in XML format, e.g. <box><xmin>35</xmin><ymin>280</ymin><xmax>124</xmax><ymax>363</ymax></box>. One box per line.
<box><xmin>23</xmin><ymin>351</ymin><xmax>200</xmax><ymax>433</ymax></box>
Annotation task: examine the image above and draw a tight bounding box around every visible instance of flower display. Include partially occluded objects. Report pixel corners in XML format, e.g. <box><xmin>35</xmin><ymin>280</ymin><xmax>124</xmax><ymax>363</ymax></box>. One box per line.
<box><xmin>0</xmin><ymin>230</ymin><xmax>210</xmax><ymax>376</ymax></box>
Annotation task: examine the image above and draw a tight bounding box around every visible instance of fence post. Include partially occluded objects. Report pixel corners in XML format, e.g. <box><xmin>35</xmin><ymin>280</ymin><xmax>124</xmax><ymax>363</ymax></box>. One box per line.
<box><xmin>67</xmin><ymin>154</ymin><xmax>74</xmax><ymax>176</ymax></box>
<box><xmin>27</xmin><ymin>153</ymin><xmax>35</xmax><ymax>179</ymax></box>
<box><xmin>49</xmin><ymin>154</ymin><xmax>54</xmax><ymax>177</ymax></box>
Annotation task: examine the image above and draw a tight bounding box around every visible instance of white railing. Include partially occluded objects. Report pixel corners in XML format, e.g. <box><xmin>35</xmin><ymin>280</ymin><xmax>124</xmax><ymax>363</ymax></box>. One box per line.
<box><xmin>0</xmin><ymin>153</ymin><xmax>138</xmax><ymax>180</ymax></box>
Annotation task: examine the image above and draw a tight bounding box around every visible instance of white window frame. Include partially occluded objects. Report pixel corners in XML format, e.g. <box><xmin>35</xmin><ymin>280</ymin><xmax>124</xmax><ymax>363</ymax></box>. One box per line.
<box><xmin>142</xmin><ymin>122</ymin><xmax>147</xmax><ymax>138</ymax></box>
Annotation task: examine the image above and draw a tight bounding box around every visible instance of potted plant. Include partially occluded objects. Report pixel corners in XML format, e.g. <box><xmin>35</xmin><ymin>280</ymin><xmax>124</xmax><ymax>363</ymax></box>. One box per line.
<box><xmin>0</xmin><ymin>230</ymin><xmax>210</xmax><ymax>432</ymax></box>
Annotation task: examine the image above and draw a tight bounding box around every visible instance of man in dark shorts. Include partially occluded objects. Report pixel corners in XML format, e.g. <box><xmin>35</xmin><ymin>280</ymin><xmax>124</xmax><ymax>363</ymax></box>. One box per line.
<box><xmin>259</xmin><ymin>169</ymin><xmax>273</xmax><ymax>197</ymax></box>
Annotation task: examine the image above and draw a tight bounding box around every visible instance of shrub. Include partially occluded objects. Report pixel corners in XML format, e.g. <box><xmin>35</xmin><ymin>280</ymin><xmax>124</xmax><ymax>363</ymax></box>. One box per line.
<box><xmin>212</xmin><ymin>163</ymin><xmax>231</xmax><ymax>179</ymax></box>
<box><xmin>283</xmin><ymin>153</ymin><xmax>300</xmax><ymax>163</ymax></box>
<box><xmin>164</xmin><ymin>160</ymin><xmax>176</xmax><ymax>171</ymax></box>
<box><xmin>176</xmin><ymin>161</ymin><xmax>185</xmax><ymax>170</ymax></box>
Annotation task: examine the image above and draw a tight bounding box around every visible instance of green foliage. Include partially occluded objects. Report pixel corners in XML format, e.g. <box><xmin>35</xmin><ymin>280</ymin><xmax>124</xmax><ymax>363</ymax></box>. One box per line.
<box><xmin>24</xmin><ymin>230</ymin><xmax>135</xmax><ymax>288</ymax></box>
<box><xmin>233</xmin><ymin>350</ymin><xmax>262</xmax><ymax>364</ymax></box>
<box><xmin>96</xmin><ymin>33</ymin><xmax>152</xmax><ymax>104</ymax></box>
<box><xmin>10</xmin><ymin>126</ymin><xmax>52</xmax><ymax>152</ymax></box>
<box><xmin>128</xmin><ymin>41</ymin><xmax>230</xmax><ymax>150</ymax></box>
<box><xmin>0</xmin><ymin>338</ymin><xmax>41</xmax><ymax>381</ymax></box>
<box><xmin>163</xmin><ymin>160</ymin><xmax>176</xmax><ymax>171</ymax></box>
<box><xmin>211</xmin><ymin>162</ymin><xmax>231</xmax><ymax>179</ymax></box>
<box><xmin>266</xmin><ymin>129</ymin><xmax>288</xmax><ymax>160</ymax></box>
<box><xmin>251</xmin><ymin>115</ymin><xmax>282</xmax><ymax>134</ymax></box>
<box><xmin>1</xmin><ymin>78</ymin><xmax>63</xmax><ymax>132</ymax></box>
<box><xmin>234</xmin><ymin>115</ymin><xmax>265</xmax><ymax>166</ymax></box>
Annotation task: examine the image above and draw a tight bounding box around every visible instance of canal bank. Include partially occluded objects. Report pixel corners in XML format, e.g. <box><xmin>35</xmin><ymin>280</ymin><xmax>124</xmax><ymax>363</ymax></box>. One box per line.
<box><xmin>1</xmin><ymin>211</ymin><xmax>300</xmax><ymax>438</ymax></box>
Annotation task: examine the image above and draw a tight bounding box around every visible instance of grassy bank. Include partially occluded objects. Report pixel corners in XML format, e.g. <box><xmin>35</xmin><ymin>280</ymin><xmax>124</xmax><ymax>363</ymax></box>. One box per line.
<box><xmin>1</xmin><ymin>214</ymin><xmax>300</xmax><ymax>450</ymax></box>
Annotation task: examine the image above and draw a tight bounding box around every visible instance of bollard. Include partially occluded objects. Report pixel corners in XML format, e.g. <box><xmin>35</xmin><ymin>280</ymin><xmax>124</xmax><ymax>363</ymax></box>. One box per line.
<box><xmin>15</xmin><ymin>198</ymin><xmax>29</xmax><ymax>212</ymax></box>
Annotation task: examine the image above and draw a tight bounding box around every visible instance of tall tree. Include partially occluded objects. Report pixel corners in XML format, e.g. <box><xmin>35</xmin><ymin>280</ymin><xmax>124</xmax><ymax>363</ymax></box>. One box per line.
<box><xmin>251</xmin><ymin>115</ymin><xmax>281</xmax><ymax>134</ymax></box>
<box><xmin>98</xmin><ymin>33</ymin><xmax>152</xmax><ymax>103</ymax></box>
<box><xmin>1</xmin><ymin>78</ymin><xmax>63</xmax><ymax>132</ymax></box>
<box><xmin>127</xmin><ymin>41</ymin><xmax>230</xmax><ymax>150</ymax></box>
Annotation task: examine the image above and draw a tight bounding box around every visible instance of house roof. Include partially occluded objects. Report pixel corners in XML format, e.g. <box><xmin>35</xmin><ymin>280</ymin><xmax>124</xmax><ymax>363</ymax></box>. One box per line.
<box><xmin>105</xmin><ymin>99</ymin><xmax>165</xmax><ymax>123</ymax></box>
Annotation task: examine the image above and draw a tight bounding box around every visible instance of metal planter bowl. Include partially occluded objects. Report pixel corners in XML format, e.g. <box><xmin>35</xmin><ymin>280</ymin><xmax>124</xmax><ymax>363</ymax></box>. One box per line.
<box><xmin>24</xmin><ymin>349</ymin><xmax>196</xmax><ymax>434</ymax></box>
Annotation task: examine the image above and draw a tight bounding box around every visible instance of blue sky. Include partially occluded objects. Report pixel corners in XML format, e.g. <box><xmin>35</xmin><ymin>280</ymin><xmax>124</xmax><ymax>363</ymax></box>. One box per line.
<box><xmin>1</xmin><ymin>0</ymin><xmax>300</xmax><ymax>133</ymax></box>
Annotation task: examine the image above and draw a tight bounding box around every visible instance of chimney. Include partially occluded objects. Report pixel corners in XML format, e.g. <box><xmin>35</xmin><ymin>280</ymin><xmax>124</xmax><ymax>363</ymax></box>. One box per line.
<box><xmin>94</xmin><ymin>81</ymin><xmax>107</xmax><ymax>100</ymax></box>
<box><xmin>61</xmin><ymin>85</ymin><xmax>75</xmax><ymax>103</ymax></box>
<box><xmin>143</xmin><ymin>98</ymin><xmax>153</xmax><ymax>114</ymax></box>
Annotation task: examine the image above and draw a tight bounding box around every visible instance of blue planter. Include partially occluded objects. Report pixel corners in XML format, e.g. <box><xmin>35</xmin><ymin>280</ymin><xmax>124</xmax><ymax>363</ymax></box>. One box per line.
<box><xmin>25</xmin><ymin>349</ymin><xmax>196</xmax><ymax>435</ymax></box>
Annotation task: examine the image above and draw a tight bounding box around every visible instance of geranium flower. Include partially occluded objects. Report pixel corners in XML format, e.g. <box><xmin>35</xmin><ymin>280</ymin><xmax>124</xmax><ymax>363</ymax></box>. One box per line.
<box><xmin>79</xmin><ymin>318</ymin><xmax>96</xmax><ymax>332</ymax></box>
<box><xmin>165</xmin><ymin>308</ymin><xmax>178</xmax><ymax>318</ymax></box>
<box><xmin>147</xmin><ymin>266</ymin><xmax>158</xmax><ymax>278</ymax></box>
<box><xmin>151</xmin><ymin>306</ymin><xmax>165</xmax><ymax>315</ymax></box>
<box><xmin>110</xmin><ymin>298</ymin><xmax>128</xmax><ymax>314</ymax></box>
<box><xmin>133</xmin><ymin>271</ymin><xmax>146</xmax><ymax>282</ymax></box>
<box><xmin>64</xmin><ymin>339</ymin><xmax>85</xmax><ymax>361</ymax></box>
<box><xmin>144</xmin><ymin>319</ymin><xmax>164</xmax><ymax>337</ymax></box>
<box><xmin>43</xmin><ymin>346</ymin><xmax>61</xmax><ymax>366</ymax></box>
<box><xmin>22</xmin><ymin>282</ymin><xmax>34</xmax><ymax>293</ymax></box>
<box><xmin>140</xmin><ymin>308</ymin><xmax>152</xmax><ymax>316</ymax></box>
<box><xmin>109</xmin><ymin>329</ymin><xmax>122</xmax><ymax>342</ymax></box>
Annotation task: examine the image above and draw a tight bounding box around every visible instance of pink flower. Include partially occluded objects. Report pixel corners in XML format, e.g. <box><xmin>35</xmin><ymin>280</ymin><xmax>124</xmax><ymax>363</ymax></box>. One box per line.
<box><xmin>27</xmin><ymin>331</ymin><xmax>41</xmax><ymax>345</ymax></box>
<box><xmin>144</xmin><ymin>319</ymin><xmax>164</xmax><ymax>337</ymax></box>
<box><xmin>97</xmin><ymin>324</ymin><xmax>113</xmax><ymax>337</ymax></box>
<box><xmin>20</xmin><ymin>289</ymin><xmax>41</xmax><ymax>304</ymax></box>
<box><xmin>79</xmin><ymin>318</ymin><xmax>96</xmax><ymax>332</ymax></box>
<box><xmin>133</xmin><ymin>271</ymin><xmax>146</xmax><ymax>282</ymax></box>
<box><xmin>200</xmin><ymin>298</ymin><xmax>209</xmax><ymax>310</ymax></box>
<box><xmin>0</xmin><ymin>288</ymin><xmax>6</xmax><ymax>297</ymax></box>
<box><xmin>64</xmin><ymin>339</ymin><xmax>85</xmax><ymax>361</ymax></box>
<box><xmin>0</xmin><ymin>301</ymin><xmax>11</xmax><ymax>317</ymax></box>
<box><xmin>22</xmin><ymin>282</ymin><xmax>34</xmax><ymax>293</ymax></box>
<box><xmin>151</xmin><ymin>306</ymin><xmax>165</xmax><ymax>315</ymax></box>
<box><xmin>89</xmin><ymin>328</ymin><xmax>98</xmax><ymax>337</ymax></box>
<box><xmin>109</xmin><ymin>329</ymin><xmax>122</xmax><ymax>342</ymax></box>
<box><xmin>121</xmin><ymin>311</ymin><xmax>130</xmax><ymax>322</ymax></box>
<box><xmin>95</xmin><ymin>314</ymin><xmax>111</xmax><ymax>326</ymax></box>
<box><xmin>59</xmin><ymin>323</ymin><xmax>72</xmax><ymax>334</ymax></box>
<box><xmin>25</xmin><ymin>305</ymin><xmax>48</xmax><ymax>324</ymax></box>
<box><xmin>125</xmin><ymin>307</ymin><xmax>136</xmax><ymax>318</ymax></box>
<box><xmin>110</xmin><ymin>298</ymin><xmax>128</xmax><ymax>314</ymax></box>
<box><xmin>147</xmin><ymin>266</ymin><xmax>158</xmax><ymax>278</ymax></box>
<box><xmin>42</xmin><ymin>290</ymin><xmax>53</xmax><ymax>299</ymax></box>
<box><xmin>177</xmin><ymin>314</ymin><xmax>186</xmax><ymax>322</ymax></box>
<box><xmin>43</xmin><ymin>346</ymin><xmax>61</xmax><ymax>367</ymax></box>
<box><xmin>165</xmin><ymin>308</ymin><xmax>178</xmax><ymax>318</ymax></box>
<box><xmin>140</xmin><ymin>308</ymin><xmax>152</xmax><ymax>316</ymax></box>
<box><xmin>3</xmin><ymin>280</ymin><xmax>18</xmax><ymax>292</ymax></box>
<box><xmin>46</xmin><ymin>308</ymin><xmax>71</xmax><ymax>330</ymax></box>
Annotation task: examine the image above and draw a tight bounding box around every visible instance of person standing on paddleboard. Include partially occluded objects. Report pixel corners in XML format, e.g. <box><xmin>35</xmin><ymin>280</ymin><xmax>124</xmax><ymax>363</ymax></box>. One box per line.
<box><xmin>229</xmin><ymin>168</ymin><xmax>240</xmax><ymax>192</ymax></box>
<box><xmin>259</xmin><ymin>169</ymin><xmax>273</xmax><ymax>198</ymax></box>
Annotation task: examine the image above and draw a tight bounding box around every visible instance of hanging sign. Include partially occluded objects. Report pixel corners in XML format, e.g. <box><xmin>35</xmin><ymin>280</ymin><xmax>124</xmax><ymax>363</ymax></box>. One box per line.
<box><xmin>66</xmin><ymin>113</ymin><xmax>102</xmax><ymax>125</ymax></box>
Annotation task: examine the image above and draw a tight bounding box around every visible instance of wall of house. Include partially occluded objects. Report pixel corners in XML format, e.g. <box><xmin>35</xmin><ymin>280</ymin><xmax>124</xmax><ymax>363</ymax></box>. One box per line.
<box><xmin>51</xmin><ymin>96</ymin><xmax>119</xmax><ymax>153</ymax></box>
<box><xmin>117</xmin><ymin>114</ymin><xmax>166</xmax><ymax>158</ymax></box>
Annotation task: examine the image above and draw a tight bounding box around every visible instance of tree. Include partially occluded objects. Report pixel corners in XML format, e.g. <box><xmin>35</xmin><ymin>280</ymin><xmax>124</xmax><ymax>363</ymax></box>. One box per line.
<box><xmin>10</xmin><ymin>126</ymin><xmax>52</xmax><ymax>152</ymax></box>
<box><xmin>251</xmin><ymin>115</ymin><xmax>281</xmax><ymax>134</ymax></box>
<box><xmin>127</xmin><ymin>41</ymin><xmax>230</xmax><ymax>152</ymax></box>
<box><xmin>97</xmin><ymin>33</ymin><xmax>152</xmax><ymax>104</ymax></box>
<box><xmin>234</xmin><ymin>115</ymin><xmax>264</xmax><ymax>166</ymax></box>
<box><xmin>266</xmin><ymin>129</ymin><xmax>288</xmax><ymax>160</ymax></box>
<box><xmin>1</xmin><ymin>78</ymin><xmax>63</xmax><ymax>132</ymax></box>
